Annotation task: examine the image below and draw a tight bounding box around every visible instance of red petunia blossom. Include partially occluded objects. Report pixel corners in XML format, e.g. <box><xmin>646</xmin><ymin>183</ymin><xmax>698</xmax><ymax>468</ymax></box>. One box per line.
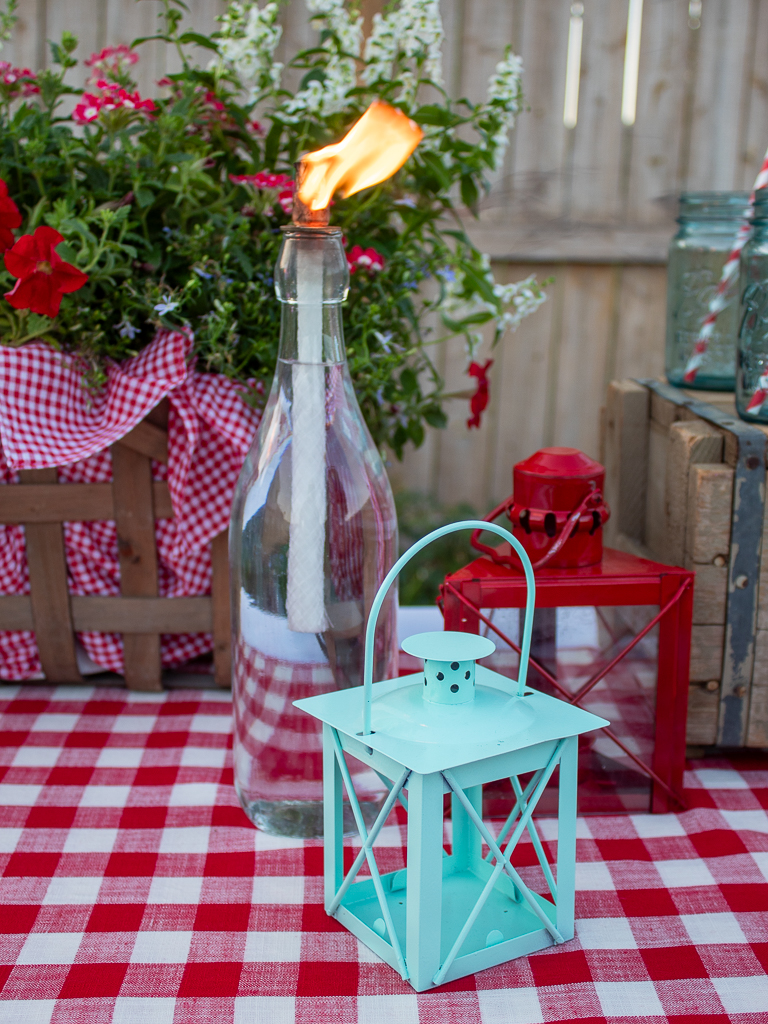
<box><xmin>3</xmin><ymin>226</ymin><xmax>88</xmax><ymax>318</ymax></box>
<box><xmin>347</xmin><ymin>245</ymin><xmax>385</xmax><ymax>274</ymax></box>
<box><xmin>85</xmin><ymin>45</ymin><xmax>139</xmax><ymax>85</ymax></box>
<box><xmin>230</xmin><ymin>172</ymin><xmax>294</xmax><ymax>191</ymax></box>
<box><xmin>466</xmin><ymin>359</ymin><xmax>493</xmax><ymax>429</ymax></box>
<box><xmin>0</xmin><ymin>179</ymin><xmax>22</xmax><ymax>252</ymax></box>
<box><xmin>73</xmin><ymin>81</ymin><xmax>155</xmax><ymax>124</ymax></box>
<box><xmin>0</xmin><ymin>60</ymin><xmax>39</xmax><ymax>99</ymax></box>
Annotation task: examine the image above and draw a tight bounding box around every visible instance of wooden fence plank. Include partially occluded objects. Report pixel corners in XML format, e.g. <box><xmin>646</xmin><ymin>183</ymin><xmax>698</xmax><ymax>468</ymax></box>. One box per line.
<box><xmin>686</xmin><ymin>0</ymin><xmax>754</xmax><ymax>190</ymax></box>
<box><xmin>488</xmin><ymin>261</ymin><xmax>557</xmax><ymax>504</ymax></box>
<box><xmin>505</xmin><ymin>0</ymin><xmax>570</xmax><ymax>224</ymax></box>
<box><xmin>0</xmin><ymin>481</ymin><xmax>172</xmax><ymax>523</ymax></box>
<box><xmin>549</xmin><ymin>264</ymin><xmax>614</xmax><ymax>458</ymax></box>
<box><xmin>568</xmin><ymin>0</ymin><xmax>627</xmax><ymax>223</ymax></box>
<box><xmin>19</xmin><ymin>468</ymin><xmax>82</xmax><ymax>683</ymax></box>
<box><xmin>211</xmin><ymin>529</ymin><xmax>231</xmax><ymax>687</ymax></box>
<box><xmin>111</xmin><ymin>441</ymin><xmax>162</xmax><ymax>691</ymax></box>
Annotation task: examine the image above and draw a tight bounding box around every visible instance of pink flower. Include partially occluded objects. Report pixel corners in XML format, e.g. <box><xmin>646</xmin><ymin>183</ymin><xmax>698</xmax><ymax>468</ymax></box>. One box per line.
<box><xmin>85</xmin><ymin>45</ymin><xmax>139</xmax><ymax>84</ymax></box>
<box><xmin>247</xmin><ymin>120</ymin><xmax>265</xmax><ymax>136</ymax></box>
<box><xmin>230</xmin><ymin>172</ymin><xmax>294</xmax><ymax>190</ymax></box>
<box><xmin>347</xmin><ymin>245</ymin><xmax>385</xmax><ymax>274</ymax></box>
<box><xmin>73</xmin><ymin>82</ymin><xmax>155</xmax><ymax>124</ymax></box>
<box><xmin>0</xmin><ymin>61</ymin><xmax>39</xmax><ymax>99</ymax></box>
<box><xmin>230</xmin><ymin>173</ymin><xmax>295</xmax><ymax>216</ymax></box>
<box><xmin>466</xmin><ymin>359</ymin><xmax>493</xmax><ymax>429</ymax></box>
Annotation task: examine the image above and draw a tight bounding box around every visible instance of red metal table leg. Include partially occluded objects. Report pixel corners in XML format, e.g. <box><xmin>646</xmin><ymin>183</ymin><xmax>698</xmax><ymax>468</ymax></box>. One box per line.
<box><xmin>652</xmin><ymin>574</ymin><xmax>692</xmax><ymax>812</ymax></box>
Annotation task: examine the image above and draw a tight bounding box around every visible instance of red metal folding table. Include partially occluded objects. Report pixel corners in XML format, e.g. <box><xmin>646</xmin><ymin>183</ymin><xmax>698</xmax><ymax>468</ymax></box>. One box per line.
<box><xmin>441</xmin><ymin>546</ymin><xmax>694</xmax><ymax>813</ymax></box>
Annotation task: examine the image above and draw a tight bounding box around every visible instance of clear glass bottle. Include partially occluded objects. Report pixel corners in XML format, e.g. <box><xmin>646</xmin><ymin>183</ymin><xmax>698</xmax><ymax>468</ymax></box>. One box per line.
<box><xmin>736</xmin><ymin>188</ymin><xmax>768</xmax><ymax>421</ymax></box>
<box><xmin>230</xmin><ymin>226</ymin><xmax>398</xmax><ymax>837</ymax></box>
<box><xmin>666</xmin><ymin>191</ymin><xmax>750</xmax><ymax>390</ymax></box>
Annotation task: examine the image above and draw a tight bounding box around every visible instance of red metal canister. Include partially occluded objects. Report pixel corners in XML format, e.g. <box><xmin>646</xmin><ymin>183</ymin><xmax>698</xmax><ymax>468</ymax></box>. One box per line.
<box><xmin>471</xmin><ymin>447</ymin><xmax>610</xmax><ymax>570</ymax></box>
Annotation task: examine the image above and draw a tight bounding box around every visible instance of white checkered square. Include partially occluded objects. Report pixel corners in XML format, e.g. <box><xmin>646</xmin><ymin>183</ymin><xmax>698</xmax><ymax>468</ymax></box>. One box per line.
<box><xmin>595</xmin><ymin>980</ymin><xmax>665</xmax><ymax>1017</ymax></box>
<box><xmin>158</xmin><ymin>827</ymin><xmax>211</xmax><ymax>854</ymax></box>
<box><xmin>711</xmin><ymin>975</ymin><xmax>768</xmax><ymax>1013</ymax></box>
<box><xmin>244</xmin><ymin>931</ymin><xmax>302</xmax><ymax>962</ymax></box>
<box><xmin>147</xmin><ymin>876</ymin><xmax>204</xmax><ymax>904</ymax></box>
<box><xmin>131</xmin><ymin>930</ymin><xmax>193</xmax><ymax>963</ymax></box>
<box><xmin>16</xmin><ymin>932</ymin><xmax>83</xmax><ymax>965</ymax></box>
<box><xmin>477</xmin><ymin>988</ymin><xmax>544</xmax><ymax>1024</ymax></box>
<box><xmin>655</xmin><ymin>859</ymin><xmax>716</xmax><ymax>888</ymax></box>
<box><xmin>681</xmin><ymin>912</ymin><xmax>748</xmax><ymax>945</ymax></box>
<box><xmin>62</xmin><ymin>829</ymin><xmax>119</xmax><ymax>853</ymax></box>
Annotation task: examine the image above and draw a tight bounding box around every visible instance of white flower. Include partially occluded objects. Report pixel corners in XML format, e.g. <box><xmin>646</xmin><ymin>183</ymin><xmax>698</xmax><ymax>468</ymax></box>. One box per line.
<box><xmin>362</xmin><ymin>0</ymin><xmax>443</xmax><ymax>108</ymax></box>
<box><xmin>482</xmin><ymin>49</ymin><xmax>523</xmax><ymax>170</ymax></box>
<box><xmin>154</xmin><ymin>298</ymin><xmax>180</xmax><ymax>315</ymax></box>
<box><xmin>279</xmin><ymin>0</ymin><xmax>361</xmax><ymax>120</ymax></box>
<box><xmin>218</xmin><ymin>1</ymin><xmax>284</xmax><ymax>100</ymax></box>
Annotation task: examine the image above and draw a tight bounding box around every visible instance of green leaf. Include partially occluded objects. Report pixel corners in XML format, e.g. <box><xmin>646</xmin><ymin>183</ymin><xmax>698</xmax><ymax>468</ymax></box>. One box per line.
<box><xmin>178</xmin><ymin>31</ymin><xmax>219</xmax><ymax>51</ymax></box>
<box><xmin>135</xmin><ymin>187</ymin><xmax>155</xmax><ymax>208</ymax></box>
<box><xmin>400</xmin><ymin>367</ymin><xmax>418</xmax><ymax>395</ymax></box>
<box><xmin>460</xmin><ymin>174</ymin><xmax>479</xmax><ymax>212</ymax></box>
<box><xmin>264</xmin><ymin>121</ymin><xmax>283</xmax><ymax>168</ymax></box>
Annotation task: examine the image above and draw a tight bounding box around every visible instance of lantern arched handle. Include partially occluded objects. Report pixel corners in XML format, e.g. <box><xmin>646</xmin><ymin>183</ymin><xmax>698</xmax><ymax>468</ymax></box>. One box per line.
<box><xmin>362</xmin><ymin>521</ymin><xmax>536</xmax><ymax>736</ymax></box>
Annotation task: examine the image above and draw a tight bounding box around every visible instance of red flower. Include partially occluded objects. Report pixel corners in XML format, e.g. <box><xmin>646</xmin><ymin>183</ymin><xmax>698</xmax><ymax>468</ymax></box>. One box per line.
<box><xmin>347</xmin><ymin>245</ymin><xmax>385</xmax><ymax>274</ymax></box>
<box><xmin>3</xmin><ymin>226</ymin><xmax>88</xmax><ymax>318</ymax></box>
<box><xmin>73</xmin><ymin>82</ymin><xmax>155</xmax><ymax>124</ymax></box>
<box><xmin>230</xmin><ymin>172</ymin><xmax>294</xmax><ymax>191</ymax></box>
<box><xmin>467</xmin><ymin>359</ymin><xmax>493</xmax><ymax>429</ymax></box>
<box><xmin>85</xmin><ymin>45</ymin><xmax>139</xmax><ymax>85</ymax></box>
<box><xmin>0</xmin><ymin>179</ymin><xmax>21</xmax><ymax>252</ymax></box>
<box><xmin>0</xmin><ymin>61</ymin><xmax>39</xmax><ymax>99</ymax></box>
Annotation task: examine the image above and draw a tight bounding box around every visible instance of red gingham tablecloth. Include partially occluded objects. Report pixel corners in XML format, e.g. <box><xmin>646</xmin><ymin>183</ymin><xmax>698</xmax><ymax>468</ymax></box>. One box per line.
<box><xmin>0</xmin><ymin>333</ymin><xmax>260</xmax><ymax>679</ymax></box>
<box><xmin>1</xmin><ymin>684</ymin><xmax>767</xmax><ymax>1023</ymax></box>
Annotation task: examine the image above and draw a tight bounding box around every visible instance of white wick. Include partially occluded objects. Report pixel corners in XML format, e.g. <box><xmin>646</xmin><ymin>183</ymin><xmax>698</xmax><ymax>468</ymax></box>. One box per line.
<box><xmin>287</xmin><ymin>238</ymin><xmax>328</xmax><ymax>633</ymax></box>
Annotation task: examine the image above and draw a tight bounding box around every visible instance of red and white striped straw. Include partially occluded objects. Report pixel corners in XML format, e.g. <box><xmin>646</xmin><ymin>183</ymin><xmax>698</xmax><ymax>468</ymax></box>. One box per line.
<box><xmin>683</xmin><ymin>144</ymin><xmax>768</xmax><ymax>388</ymax></box>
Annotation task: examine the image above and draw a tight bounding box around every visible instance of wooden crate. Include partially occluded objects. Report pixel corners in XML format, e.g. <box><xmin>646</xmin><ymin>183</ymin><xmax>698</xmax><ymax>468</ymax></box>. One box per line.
<box><xmin>602</xmin><ymin>379</ymin><xmax>768</xmax><ymax>749</ymax></box>
<box><xmin>0</xmin><ymin>402</ymin><xmax>231</xmax><ymax>692</ymax></box>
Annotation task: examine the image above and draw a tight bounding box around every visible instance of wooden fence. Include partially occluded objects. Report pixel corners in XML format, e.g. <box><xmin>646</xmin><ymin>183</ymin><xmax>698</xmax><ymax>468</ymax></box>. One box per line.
<box><xmin>4</xmin><ymin>0</ymin><xmax>768</xmax><ymax>510</ymax></box>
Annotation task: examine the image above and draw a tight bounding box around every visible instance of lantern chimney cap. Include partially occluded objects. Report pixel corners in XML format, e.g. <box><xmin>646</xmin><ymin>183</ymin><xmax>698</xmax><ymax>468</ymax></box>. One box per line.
<box><xmin>401</xmin><ymin>630</ymin><xmax>495</xmax><ymax>662</ymax></box>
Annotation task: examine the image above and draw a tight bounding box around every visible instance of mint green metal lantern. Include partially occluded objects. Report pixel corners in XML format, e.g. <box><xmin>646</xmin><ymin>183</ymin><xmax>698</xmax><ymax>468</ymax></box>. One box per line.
<box><xmin>294</xmin><ymin>521</ymin><xmax>608</xmax><ymax>991</ymax></box>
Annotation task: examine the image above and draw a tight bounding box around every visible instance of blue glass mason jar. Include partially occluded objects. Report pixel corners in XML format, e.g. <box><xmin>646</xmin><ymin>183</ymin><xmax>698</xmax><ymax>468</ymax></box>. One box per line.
<box><xmin>666</xmin><ymin>191</ymin><xmax>750</xmax><ymax>390</ymax></box>
<box><xmin>736</xmin><ymin>188</ymin><xmax>768</xmax><ymax>420</ymax></box>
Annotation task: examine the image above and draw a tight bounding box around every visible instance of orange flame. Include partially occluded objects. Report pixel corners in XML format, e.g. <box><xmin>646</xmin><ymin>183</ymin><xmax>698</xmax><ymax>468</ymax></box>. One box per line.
<box><xmin>298</xmin><ymin>101</ymin><xmax>423</xmax><ymax>212</ymax></box>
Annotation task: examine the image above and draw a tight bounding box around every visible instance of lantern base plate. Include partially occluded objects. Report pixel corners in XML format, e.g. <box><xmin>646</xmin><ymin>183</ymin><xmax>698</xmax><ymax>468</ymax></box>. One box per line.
<box><xmin>334</xmin><ymin>859</ymin><xmax>559</xmax><ymax>990</ymax></box>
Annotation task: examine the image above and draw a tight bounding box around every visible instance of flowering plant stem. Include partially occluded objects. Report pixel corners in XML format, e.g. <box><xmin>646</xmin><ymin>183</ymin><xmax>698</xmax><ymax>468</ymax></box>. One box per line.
<box><xmin>0</xmin><ymin>0</ymin><xmax>546</xmax><ymax>455</ymax></box>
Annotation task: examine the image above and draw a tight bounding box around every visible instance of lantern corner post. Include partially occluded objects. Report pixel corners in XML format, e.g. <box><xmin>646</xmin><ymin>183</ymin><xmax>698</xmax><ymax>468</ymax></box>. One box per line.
<box><xmin>323</xmin><ymin>723</ymin><xmax>344</xmax><ymax>912</ymax></box>
<box><xmin>556</xmin><ymin>735</ymin><xmax>578</xmax><ymax>942</ymax></box>
<box><xmin>405</xmin><ymin>770</ymin><xmax>444</xmax><ymax>992</ymax></box>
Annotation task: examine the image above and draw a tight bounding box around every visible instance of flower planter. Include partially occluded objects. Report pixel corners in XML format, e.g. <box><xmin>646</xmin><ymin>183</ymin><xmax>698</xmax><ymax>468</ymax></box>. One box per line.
<box><xmin>0</xmin><ymin>401</ymin><xmax>231</xmax><ymax>691</ymax></box>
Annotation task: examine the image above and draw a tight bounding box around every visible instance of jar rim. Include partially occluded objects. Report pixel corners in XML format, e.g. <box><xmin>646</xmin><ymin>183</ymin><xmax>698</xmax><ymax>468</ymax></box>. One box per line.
<box><xmin>678</xmin><ymin>191</ymin><xmax>751</xmax><ymax>222</ymax></box>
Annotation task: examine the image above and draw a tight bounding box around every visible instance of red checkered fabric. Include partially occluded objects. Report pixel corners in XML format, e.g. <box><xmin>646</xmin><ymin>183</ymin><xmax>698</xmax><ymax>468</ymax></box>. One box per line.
<box><xmin>0</xmin><ymin>333</ymin><xmax>260</xmax><ymax>679</ymax></box>
<box><xmin>1</xmin><ymin>684</ymin><xmax>766</xmax><ymax>1022</ymax></box>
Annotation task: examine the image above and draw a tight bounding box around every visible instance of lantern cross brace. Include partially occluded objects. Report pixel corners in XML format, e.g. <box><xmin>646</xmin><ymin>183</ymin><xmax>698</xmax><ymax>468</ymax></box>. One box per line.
<box><xmin>328</xmin><ymin>728</ymin><xmax>411</xmax><ymax>979</ymax></box>
<box><xmin>434</xmin><ymin>741</ymin><xmax>566</xmax><ymax>987</ymax></box>
<box><xmin>440</xmin><ymin>578</ymin><xmax>690</xmax><ymax>806</ymax></box>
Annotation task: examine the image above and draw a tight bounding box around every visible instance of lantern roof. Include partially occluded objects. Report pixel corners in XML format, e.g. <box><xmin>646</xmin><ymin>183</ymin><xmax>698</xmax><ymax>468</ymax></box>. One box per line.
<box><xmin>295</xmin><ymin>666</ymin><xmax>609</xmax><ymax>775</ymax></box>
<box><xmin>401</xmin><ymin>630</ymin><xmax>495</xmax><ymax>662</ymax></box>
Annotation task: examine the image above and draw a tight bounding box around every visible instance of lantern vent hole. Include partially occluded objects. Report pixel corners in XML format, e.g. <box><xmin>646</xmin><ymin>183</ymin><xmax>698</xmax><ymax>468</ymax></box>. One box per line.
<box><xmin>465</xmin><ymin>670</ymin><xmax>471</xmax><ymax>679</ymax></box>
<box><xmin>451</xmin><ymin>662</ymin><xmax>459</xmax><ymax>671</ymax></box>
<box><xmin>450</xmin><ymin>684</ymin><xmax>459</xmax><ymax>693</ymax></box>
<box><xmin>437</xmin><ymin>672</ymin><xmax>444</xmax><ymax>680</ymax></box>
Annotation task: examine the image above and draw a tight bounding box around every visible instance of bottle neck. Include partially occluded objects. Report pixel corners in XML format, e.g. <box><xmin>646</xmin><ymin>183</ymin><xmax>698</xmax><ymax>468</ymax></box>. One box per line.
<box><xmin>274</xmin><ymin>225</ymin><xmax>349</xmax><ymax>366</ymax></box>
<box><xmin>277</xmin><ymin>303</ymin><xmax>346</xmax><ymax>364</ymax></box>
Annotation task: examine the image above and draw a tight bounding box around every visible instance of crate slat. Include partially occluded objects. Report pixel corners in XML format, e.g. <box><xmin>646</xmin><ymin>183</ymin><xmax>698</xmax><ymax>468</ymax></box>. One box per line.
<box><xmin>211</xmin><ymin>529</ymin><xmax>231</xmax><ymax>687</ymax></box>
<box><xmin>111</xmin><ymin>441</ymin><xmax>163</xmax><ymax>692</ymax></box>
<box><xmin>19</xmin><ymin>468</ymin><xmax>82</xmax><ymax>683</ymax></box>
<box><xmin>0</xmin><ymin>595</ymin><xmax>213</xmax><ymax>634</ymax></box>
<box><xmin>119</xmin><ymin>419</ymin><xmax>169</xmax><ymax>464</ymax></box>
<box><xmin>0</xmin><ymin>481</ymin><xmax>173</xmax><ymax>523</ymax></box>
